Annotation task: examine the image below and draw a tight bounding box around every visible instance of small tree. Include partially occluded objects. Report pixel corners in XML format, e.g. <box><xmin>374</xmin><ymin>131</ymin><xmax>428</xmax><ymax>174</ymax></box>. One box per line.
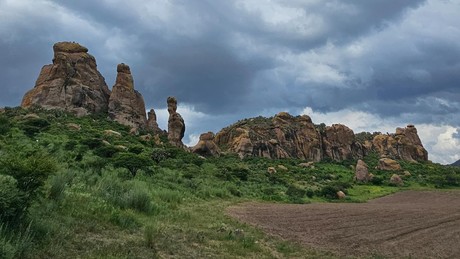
<box><xmin>112</xmin><ymin>153</ymin><xmax>152</xmax><ymax>176</ymax></box>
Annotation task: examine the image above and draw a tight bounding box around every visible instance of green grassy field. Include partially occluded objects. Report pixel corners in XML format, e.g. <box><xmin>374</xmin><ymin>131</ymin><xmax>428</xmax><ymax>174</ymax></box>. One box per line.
<box><xmin>1</xmin><ymin>107</ymin><xmax>459</xmax><ymax>258</ymax></box>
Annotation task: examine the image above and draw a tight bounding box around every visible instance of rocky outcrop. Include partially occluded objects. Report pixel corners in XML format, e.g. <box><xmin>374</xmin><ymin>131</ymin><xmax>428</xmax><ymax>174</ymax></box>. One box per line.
<box><xmin>167</xmin><ymin>97</ymin><xmax>185</xmax><ymax>148</ymax></box>
<box><xmin>215</xmin><ymin>112</ymin><xmax>323</xmax><ymax>161</ymax></box>
<box><xmin>322</xmin><ymin>124</ymin><xmax>365</xmax><ymax>161</ymax></box>
<box><xmin>108</xmin><ymin>63</ymin><xmax>147</xmax><ymax>130</ymax></box>
<box><xmin>147</xmin><ymin>109</ymin><xmax>163</xmax><ymax>134</ymax></box>
<box><xmin>355</xmin><ymin>160</ymin><xmax>371</xmax><ymax>182</ymax></box>
<box><xmin>378</xmin><ymin>158</ymin><xmax>401</xmax><ymax>171</ymax></box>
<box><xmin>191</xmin><ymin>132</ymin><xmax>221</xmax><ymax>157</ymax></box>
<box><xmin>21</xmin><ymin>42</ymin><xmax>111</xmax><ymax>116</ymax></box>
<box><xmin>372</xmin><ymin>125</ymin><xmax>428</xmax><ymax>162</ymax></box>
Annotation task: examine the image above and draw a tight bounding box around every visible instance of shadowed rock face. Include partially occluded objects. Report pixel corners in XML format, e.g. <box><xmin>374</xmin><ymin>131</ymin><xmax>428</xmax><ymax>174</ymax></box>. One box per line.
<box><xmin>372</xmin><ymin>125</ymin><xmax>428</xmax><ymax>162</ymax></box>
<box><xmin>167</xmin><ymin>97</ymin><xmax>185</xmax><ymax>148</ymax></box>
<box><xmin>147</xmin><ymin>109</ymin><xmax>163</xmax><ymax>134</ymax></box>
<box><xmin>322</xmin><ymin>124</ymin><xmax>366</xmax><ymax>161</ymax></box>
<box><xmin>108</xmin><ymin>63</ymin><xmax>147</xmax><ymax>130</ymax></box>
<box><xmin>191</xmin><ymin>132</ymin><xmax>221</xmax><ymax>157</ymax></box>
<box><xmin>21</xmin><ymin>42</ymin><xmax>111</xmax><ymax>116</ymax></box>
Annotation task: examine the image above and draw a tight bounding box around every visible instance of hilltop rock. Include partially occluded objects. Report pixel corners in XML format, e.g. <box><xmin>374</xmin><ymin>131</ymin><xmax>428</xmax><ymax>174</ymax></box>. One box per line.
<box><xmin>147</xmin><ymin>109</ymin><xmax>163</xmax><ymax>134</ymax></box>
<box><xmin>323</xmin><ymin>124</ymin><xmax>365</xmax><ymax>161</ymax></box>
<box><xmin>167</xmin><ymin>97</ymin><xmax>185</xmax><ymax>148</ymax></box>
<box><xmin>215</xmin><ymin>112</ymin><xmax>322</xmax><ymax>161</ymax></box>
<box><xmin>21</xmin><ymin>42</ymin><xmax>111</xmax><ymax>116</ymax></box>
<box><xmin>355</xmin><ymin>159</ymin><xmax>371</xmax><ymax>182</ymax></box>
<box><xmin>378</xmin><ymin>158</ymin><xmax>401</xmax><ymax>171</ymax></box>
<box><xmin>108</xmin><ymin>63</ymin><xmax>147</xmax><ymax>130</ymax></box>
<box><xmin>372</xmin><ymin>125</ymin><xmax>428</xmax><ymax>162</ymax></box>
<box><xmin>191</xmin><ymin>132</ymin><xmax>221</xmax><ymax>157</ymax></box>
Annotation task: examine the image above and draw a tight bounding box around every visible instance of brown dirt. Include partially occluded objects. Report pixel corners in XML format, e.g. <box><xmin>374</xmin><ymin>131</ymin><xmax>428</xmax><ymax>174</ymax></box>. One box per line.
<box><xmin>227</xmin><ymin>191</ymin><xmax>460</xmax><ymax>258</ymax></box>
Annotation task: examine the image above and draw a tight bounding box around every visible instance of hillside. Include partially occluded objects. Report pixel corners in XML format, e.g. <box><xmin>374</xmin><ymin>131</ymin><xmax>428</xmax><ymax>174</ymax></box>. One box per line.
<box><xmin>452</xmin><ymin>159</ymin><xmax>460</xmax><ymax>166</ymax></box>
<box><xmin>1</xmin><ymin>107</ymin><xmax>459</xmax><ymax>258</ymax></box>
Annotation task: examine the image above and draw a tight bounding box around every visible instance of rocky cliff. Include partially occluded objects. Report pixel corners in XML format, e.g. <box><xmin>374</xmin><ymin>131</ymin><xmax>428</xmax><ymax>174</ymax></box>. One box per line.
<box><xmin>167</xmin><ymin>97</ymin><xmax>185</xmax><ymax>148</ymax></box>
<box><xmin>21</xmin><ymin>42</ymin><xmax>111</xmax><ymax>116</ymax></box>
<box><xmin>108</xmin><ymin>63</ymin><xmax>147</xmax><ymax>130</ymax></box>
<box><xmin>215</xmin><ymin>112</ymin><xmax>427</xmax><ymax>162</ymax></box>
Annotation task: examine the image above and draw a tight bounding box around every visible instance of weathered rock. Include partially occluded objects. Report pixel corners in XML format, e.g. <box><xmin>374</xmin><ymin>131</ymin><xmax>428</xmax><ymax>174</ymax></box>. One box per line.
<box><xmin>403</xmin><ymin>171</ymin><xmax>411</xmax><ymax>177</ymax></box>
<box><xmin>167</xmin><ymin>97</ymin><xmax>185</xmax><ymax>148</ymax></box>
<box><xmin>147</xmin><ymin>109</ymin><xmax>163</xmax><ymax>134</ymax></box>
<box><xmin>277</xmin><ymin>165</ymin><xmax>288</xmax><ymax>171</ymax></box>
<box><xmin>21</xmin><ymin>42</ymin><xmax>111</xmax><ymax>115</ymax></box>
<box><xmin>191</xmin><ymin>132</ymin><xmax>221</xmax><ymax>157</ymax></box>
<box><xmin>390</xmin><ymin>174</ymin><xmax>404</xmax><ymax>185</ymax></box>
<box><xmin>299</xmin><ymin>162</ymin><xmax>314</xmax><ymax>168</ymax></box>
<box><xmin>355</xmin><ymin>159</ymin><xmax>371</xmax><ymax>182</ymax></box>
<box><xmin>23</xmin><ymin>114</ymin><xmax>40</xmax><ymax>119</ymax></box>
<box><xmin>104</xmin><ymin>130</ymin><xmax>121</xmax><ymax>137</ymax></box>
<box><xmin>378</xmin><ymin>158</ymin><xmax>401</xmax><ymax>171</ymax></box>
<box><xmin>215</xmin><ymin>112</ymin><xmax>322</xmax><ymax>161</ymax></box>
<box><xmin>337</xmin><ymin>191</ymin><xmax>346</xmax><ymax>199</ymax></box>
<box><xmin>267</xmin><ymin>167</ymin><xmax>277</xmax><ymax>174</ymax></box>
<box><xmin>323</xmin><ymin>124</ymin><xmax>365</xmax><ymax>161</ymax></box>
<box><xmin>372</xmin><ymin>125</ymin><xmax>428</xmax><ymax>162</ymax></box>
<box><xmin>108</xmin><ymin>63</ymin><xmax>147</xmax><ymax>130</ymax></box>
<box><xmin>66</xmin><ymin>123</ymin><xmax>81</xmax><ymax>131</ymax></box>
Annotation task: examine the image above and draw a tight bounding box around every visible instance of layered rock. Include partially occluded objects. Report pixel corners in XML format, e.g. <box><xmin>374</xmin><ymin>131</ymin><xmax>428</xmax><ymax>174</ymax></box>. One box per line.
<box><xmin>108</xmin><ymin>63</ymin><xmax>147</xmax><ymax>130</ymax></box>
<box><xmin>167</xmin><ymin>97</ymin><xmax>185</xmax><ymax>148</ymax></box>
<box><xmin>322</xmin><ymin>124</ymin><xmax>365</xmax><ymax>161</ymax></box>
<box><xmin>372</xmin><ymin>125</ymin><xmax>428</xmax><ymax>162</ymax></box>
<box><xmin>215</xmin><ymin>112</ymin><xmax>323</xmax><ymax>161</ymax></box>
<box><xmin>147</xmin><ymin>109</ymin><xmax>163</xmax><ymax>134</ymax></box>
<box><xmin>21</xmin><ymin>42</ymin><xmax>111</xmax><ymax>116</ymax></box>
<box><xmin>191</xmin><ymin>132</ymin><xmax>221</xmax><ymax>157</ymax></box>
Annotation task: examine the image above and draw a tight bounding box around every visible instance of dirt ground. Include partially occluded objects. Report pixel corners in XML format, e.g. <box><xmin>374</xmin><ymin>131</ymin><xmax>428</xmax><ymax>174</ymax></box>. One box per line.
<box><xmin>227</xmin><ymin>191</ymin><xmax>460</xmax><ymax>258</ymax></box>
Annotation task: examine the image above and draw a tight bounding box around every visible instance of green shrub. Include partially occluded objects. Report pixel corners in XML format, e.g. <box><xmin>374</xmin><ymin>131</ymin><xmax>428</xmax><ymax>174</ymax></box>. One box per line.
<box><xmin>151</xmin><ymin>148</ymin><xmax>172</xmax><ymax>163</ymax></box>
<box><xmin>94</xmin><ymin>145</ymin><xmax>120</xmax><ymax>158</ymax></box>
<box><xmin>0</xmin><ymin>223</ymin><xmax>33</xmax><ymax>259</ymax></box>
<box><xmin>19</xmin><ymin>117</ymin><xmax>50</xmax><ymax>137</ymax></box>
<box><xmin>123</xmin><ymin>188</ymin><xmax>152</xmax><ymax>213</ymax></box>
<box><xmin>0</xmin><ymin>115</ymin><xmax>11</xmax><ymax>135</ymax></box>
<box><xmin>112</xmin><ymin>153</ymin><xmax>152</xmax><ymax>176</ymax></box>
<box><xmin>0</xmin><ymin>175</ymin><xmax>24</xmax><ymax>223</ymax></box>
<box><xmin>318</xmin><ymin>182</ymin><xmax>352</xmax><ymax>199</ymax></box>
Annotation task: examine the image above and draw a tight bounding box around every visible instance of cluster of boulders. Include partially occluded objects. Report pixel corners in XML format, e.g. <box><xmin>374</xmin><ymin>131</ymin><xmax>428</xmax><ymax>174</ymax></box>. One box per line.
<box><xmin>21</xmin><ymin>42</ymin><xmax>185</xmax><ymax>147</ymax></box>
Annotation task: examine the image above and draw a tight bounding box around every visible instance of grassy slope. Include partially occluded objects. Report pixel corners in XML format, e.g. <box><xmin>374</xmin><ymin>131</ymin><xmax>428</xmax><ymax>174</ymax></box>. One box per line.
<box><xmin>0</xmin><ymin>107</ymin><xmax>459</xmax><ymax>258</ymax></box>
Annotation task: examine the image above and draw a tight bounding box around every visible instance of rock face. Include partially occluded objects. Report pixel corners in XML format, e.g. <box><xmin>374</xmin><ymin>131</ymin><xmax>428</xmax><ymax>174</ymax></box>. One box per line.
<box><xmin>108</xmin><ymin>63</ymin><xmax>147</xmax><ymax>130</ymax></box>
<box><xmin>355</xmin><ymin>160</ymin><xmax>371</xmax><ymax>182</ymax></box>
<box><xmin>191</xmin><ymin>132</ymin><xmax>221</xmax><ymax>157</ymax></box>
<box><xmin>21</xmin><ymin>42</ymin><xmax>111</xmax><ymax>116</ymax></box>
<box><xmin>215</xmin><ymin>112</ymin><xmax>323</xmax><ymax>161</ymax></box>
<box><xmin>322</xmin><ymin>124</ymin><xmax>365</xmax><ymax>161</ymax></box>
<box><xmin>378</xmin><ymin>158</ymin><xmax>402</xmax><ymax>171</ymax></box>
<box><xmin>147</xmin><ymin>109</ymin><xmax>163</xmax><ymax>134</ymax></box>
<box><xmin>372</xmin><ymin>125</ymin><xmax>428</xmax><ymax>162</ymax></box>
<box><xmin>167</xmin><ymin>97</ymin><xmax>185</xmax><ymax>148</ymax></box>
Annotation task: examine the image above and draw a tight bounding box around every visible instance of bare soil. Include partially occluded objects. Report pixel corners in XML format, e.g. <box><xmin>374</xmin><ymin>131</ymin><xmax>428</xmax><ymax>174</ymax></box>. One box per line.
<box><xmin>227</xmin><ymin>191</ymin><xmax>460</xmax><ymax>258</ymax></box>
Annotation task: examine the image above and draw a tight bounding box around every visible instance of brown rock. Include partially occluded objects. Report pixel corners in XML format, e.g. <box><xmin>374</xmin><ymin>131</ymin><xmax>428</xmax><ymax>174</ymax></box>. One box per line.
<box><xmin>355</xmin><ymin>159</ymin><xmax>371</xmax><ymax>182</ymax></box>
<box><xmin>191</xmin><ymin>132</ymin><xmax>221</xmax><ymax>157</ymax></box>
<box><xmin>403</xmin><ymin>171</ymin><xmax>411</xmax><ymax>177</ymax></box>
<box><xmin>21</xmin><ymin>42</ymin><xmax>111</xmax><ymax>115</ymax></box>
<box><xmin>23</xmin><ymin>114</ymin><xmax>40</xmax><ymax>119</ymax></box>
<box><xmin>390</xmin><ymin>174</ymin><xmax>404</xmax><ymax>185</ymax></box>
<box><xmin>104</xmin><ymin>130</ymin><xmax>122</xmax><ymax>137</ymax></box>
<box><xmin>267</xmin><ymin>167</ymin><xmax>277</xmax><ymax>174</ymax></box>
<box><xmin>66</xmin><ymin>123</ymin><xmax>81</xmax><ymax>131</ymax></box>
<box><xmin>277</xmin><ymin>165</ymin><xmax>288</xmax><ymax>171</ymax></box>
<box><xmin>378</xmin><ymin>158</ymin><xmax>401</xmax><ymax>171</ymax></box>
<box><xmin>337</xmin><ymin>191</ymin><xmax>346</xmax><ymax>199</ymax></box>
<box><xmin>323</xmin><ymin>124</ymin><xmax>364</xmax><ymax>161</ymax></box>
<box><xmin>108</xmin><ymin>63</ymin><xmax>147</xmax><ymax>130</ymax></box>
<box><xmin>140</xmin><ymin>134</ymin><xmax>152</xmax><ymax>141</ymax></box>
<box><xmin>299</xmin><ymin>162</ymin><xmax>314</xmax><ymax>168</ymax></box>
<box><xmin>167</xmin><ymin>97</ymin><xmax>185</xmax><ymax>148</ymax></box>
<box><xmin>147</xmin><ymin>109</ymin><xmax>163</xmax><ymax>134</ymax></box>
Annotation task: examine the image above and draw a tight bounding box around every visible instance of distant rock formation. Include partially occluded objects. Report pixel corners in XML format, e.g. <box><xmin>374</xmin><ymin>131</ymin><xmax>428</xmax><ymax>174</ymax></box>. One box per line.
<box><xmin>108</xmin><ymin>63</ymin><xmax>147</xmax><ymax>130</ymax></box>
<box><xmin>215</xmin><ymin>112</ymin><xmax>323</xmax><ymax>161</ymax></box>
<box><xmin>21</xmin><ymin>42</ymin><xmax>111</xmax><ymax>116</ymax></box>
<box><xmin>451</xmin><ymin>160</ymin><xmax>460</xmax><ymax>167</ymax></box>
<box><xmin>191</xmin><ymin>132</ymin><xmax>221</xmax><ymax>157</ymax></box>
<box><xmin>322</xmin><ymin>124</ymin><xmax>366</xmax><ymax>161</ymax></box>
<box><xmin>372</xmin><ymin>125</ymin><xmax>428</xmax><ymax>162</ymax></box>
<box><xmin>167</xmin><ymin>97</ymin><xmax>185</xmax><ymax>148</ymax></box>
<box><xmin>147</xmin><ymin>109</ymin><xmax>163</xmax><ymax>134</ymax></box>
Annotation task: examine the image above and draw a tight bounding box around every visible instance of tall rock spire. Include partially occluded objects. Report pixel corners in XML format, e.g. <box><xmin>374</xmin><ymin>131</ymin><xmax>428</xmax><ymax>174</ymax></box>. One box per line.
<box><xmin>167</xmin><ymin>96</ymin><xmax>185</xmax><ymax>148</ymax></box>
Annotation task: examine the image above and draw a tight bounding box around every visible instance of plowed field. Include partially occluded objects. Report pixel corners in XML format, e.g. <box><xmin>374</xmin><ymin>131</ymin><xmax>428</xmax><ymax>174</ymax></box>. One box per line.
<box><xmin>227</xmin><ymin>191</ymin><xmax>460</xmax><ymax>258</ymax></box>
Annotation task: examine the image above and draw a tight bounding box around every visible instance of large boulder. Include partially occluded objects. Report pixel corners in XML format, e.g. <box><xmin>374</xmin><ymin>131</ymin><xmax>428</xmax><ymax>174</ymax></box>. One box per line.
<box><xmin>167</xmin><ymin>97</ymin><xmax>185</xmax><ymax>148</ymax></box>
<box><xmin>215</xmin><ymin>112</ymin><xmax>322</xmax><ymax>161</ymax></box>
<box><xmin>191</xmin><ymin>132</ymin><xmax>221</xmax><ymax>157</ymax></box>
<box><xmin>355</xmin><ymin>159</ymin><xmax>371</xmax><ymax>182</ymax></box>
<box><xmin>372</xmin><ymin>125</ymin><xmax>428</xmax><ymax>162</ymax></box>
<box><xmin>21</xmin><ymin>42</ymin><xmax>111</xmax><ymax>116</ymax></box>
<box><xmin>378</xmin><ymin>158</ymin><xmax>401</xmax><ymax>171</ymax></box>
<box><xmin>323</xmin><ymin>124</ymin><xmax>365</xmax><ymax>161</ymax></box>
<box><xmin>108</xmin><ymin>63</ymin><xmax>147</xmax><ymax>130</ymax></box>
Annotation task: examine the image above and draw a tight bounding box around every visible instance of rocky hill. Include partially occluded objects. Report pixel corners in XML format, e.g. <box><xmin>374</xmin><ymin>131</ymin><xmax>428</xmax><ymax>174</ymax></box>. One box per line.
<box><xmin>214</xmin><ymin>112</ymin><xmax>428</xmax><ymax>162</ymax></box>
<box><xmin>452</xmin><ymin>160</ymin><xmax>460</xmax><ymax>166</ymax></box>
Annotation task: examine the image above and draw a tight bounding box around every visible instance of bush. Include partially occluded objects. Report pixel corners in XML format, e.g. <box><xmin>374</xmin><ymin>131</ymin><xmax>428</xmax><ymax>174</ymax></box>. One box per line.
<box><xmin>0</xmin><ymin>115</ymin><xmax>11</xmax><ymax>135</ymax></box>
<box><xmin>112</xmin><ymin>153</ymin><xmax>152</xmax><ymax>176</ymax></box>
<box><xmin>19</xmin><ymin>117</ymin><xmax>50</xmax><ymax>137</ymax></box>
<box><xmin>94</xmin><ymin>145</ymin><xmax>120</xmax><ymax>158</ymax></box>
<box><xmin>318</xmin><ymin>182</ymin><xmax>352</xmax><ymax>199</ymax></box>
<box><xmin>151</xmin><ymin>148</ymin><xmax>172</xmax><ymax>163</ymax></box>
<box><xmin>123</xmin><ymin>188</ymin><xmax>152</xmax><ymax>213</ymax></box>
<box><xmin>0</xmin><ymin>175</ymin><xmax>24</xmax><ymax>223</ymax></box>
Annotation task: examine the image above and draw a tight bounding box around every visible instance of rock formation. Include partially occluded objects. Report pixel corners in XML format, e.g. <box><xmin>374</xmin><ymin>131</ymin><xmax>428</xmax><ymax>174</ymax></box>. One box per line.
<box><xmin>215</xmin><ymin>112</ymin><xmax>323</xmax><ymax>161</ymax></box>
<box><xmin>377</xmin><ymin>158</ymin><xmax>402</xmax><ymax>171</ymax></box>
<box><xmin>355</xmin><ymin>160</ymin><xmax>371</xmax><ymax>182</ymax></box>
<box><xmin>167</xmin><ymin>97</ymin><xmax>185</xmax><ymax>148</ymax></box>
<box><xmin>147</xmin><ymin>109</ymin><xmax>163</xmax><ymax>134</ymax></box>
<box><xmin>372</xmin><ymin>125</ymin><xmax>428</xmax><ymax>162</ymax></box>
<box><xmin>108</xmin><ymin>63</ymin><xmax>147</xmax><ymax>130</ymax></box>
<box><xmin>191</xmin><ymin>132</ymin><xmax>221</xmax><ymax>157</ymax></box>
<box><xmin>322</xmin><ymin>124</ymin><xmax>366</xmax><ymax>161</ymax></box>
<box><xmin>21</xmin><ymin>42</ymin><xmax>111</xmax><ymax>116</ymax></box>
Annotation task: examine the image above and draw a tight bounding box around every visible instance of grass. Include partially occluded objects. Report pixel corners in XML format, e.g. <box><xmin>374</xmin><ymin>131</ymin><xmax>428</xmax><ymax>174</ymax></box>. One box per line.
<box><xmin>0</xmin><ymin>107</ymin><xmax>459</xmax><ymax>258</ymax></box>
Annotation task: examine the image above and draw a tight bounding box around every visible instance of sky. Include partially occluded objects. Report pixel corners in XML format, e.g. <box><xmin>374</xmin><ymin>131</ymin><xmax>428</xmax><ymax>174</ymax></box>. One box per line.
<box><xmin>0</xmin><ymin>0</ymin><xmax>459</xmax><ymax>164</ymax></box>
